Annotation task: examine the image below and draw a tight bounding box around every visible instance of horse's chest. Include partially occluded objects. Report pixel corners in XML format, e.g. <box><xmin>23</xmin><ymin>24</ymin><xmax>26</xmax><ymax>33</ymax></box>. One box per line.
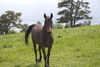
<box><xmin>42</xmin><ymin>38</ymin><xmax>52</xmax><ymax>47</ymax></box>
<box><xmin>41</xmin><ymin>33</ymin><xmax>53</xmax><ymax>47</ymax></box>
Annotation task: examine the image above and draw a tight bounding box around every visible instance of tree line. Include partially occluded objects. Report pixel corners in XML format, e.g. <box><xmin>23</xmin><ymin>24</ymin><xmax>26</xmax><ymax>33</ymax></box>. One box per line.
<box><xmin>0</xmin><ymin>0</ymin><xmax>92</xmax><ymax>34</ymax></box>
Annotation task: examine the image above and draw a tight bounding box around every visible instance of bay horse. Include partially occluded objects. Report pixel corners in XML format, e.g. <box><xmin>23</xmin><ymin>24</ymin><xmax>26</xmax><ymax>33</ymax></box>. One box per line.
<box><xmin>25</xmin><ymin>13</ymin><xmax>54</xmax><ymax>67</ymax></box>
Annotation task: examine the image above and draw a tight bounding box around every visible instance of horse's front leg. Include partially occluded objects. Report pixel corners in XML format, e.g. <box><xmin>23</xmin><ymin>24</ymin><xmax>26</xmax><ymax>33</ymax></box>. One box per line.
<box><xmin>42</xmin><ymin>47</ymin><xmax>47</xmax><ymax>67</ymax></box>
<box><xmin>47</xmin><ymin>46</ymin><xmax>52</xmax><ymax>67</ymax></box>
<box><xmin>38</xmin><ymin>45</ymin><xmax>42</xmax><ymax>62</ymax></box>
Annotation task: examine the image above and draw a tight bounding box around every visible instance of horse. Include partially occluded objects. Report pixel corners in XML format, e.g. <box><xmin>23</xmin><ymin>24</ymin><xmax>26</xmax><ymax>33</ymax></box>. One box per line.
<box><xmin>25</xmin><ymin>13</ymin><xmax>54</xmax><ymax>67</ymax></box>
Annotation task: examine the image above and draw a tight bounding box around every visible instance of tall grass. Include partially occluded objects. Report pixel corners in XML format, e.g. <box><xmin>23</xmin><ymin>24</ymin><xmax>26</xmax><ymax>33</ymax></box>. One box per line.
<box><xmin>0</xmin><ymin>25</ymin><xmax>100</xmax><ymax>67</ymax></box>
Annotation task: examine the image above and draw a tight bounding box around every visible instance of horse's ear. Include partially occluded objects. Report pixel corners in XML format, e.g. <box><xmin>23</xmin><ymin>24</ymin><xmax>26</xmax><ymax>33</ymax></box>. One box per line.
<box><xmin>44</xmin><ymin>13</ymin><xmax>46</xmax><ymax>19</ymax></box>
<box><xmin>50</xmin><ymin>13</ymin><xmax>53</xmax><ymax>18</ymax></box>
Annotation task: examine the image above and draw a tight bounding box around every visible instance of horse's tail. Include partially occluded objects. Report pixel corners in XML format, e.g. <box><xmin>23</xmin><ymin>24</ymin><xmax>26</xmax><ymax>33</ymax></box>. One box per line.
<box><xmin>25</xmin><ymin>24</ymin><xmax>36</xmax><ymax>45</ymax></box>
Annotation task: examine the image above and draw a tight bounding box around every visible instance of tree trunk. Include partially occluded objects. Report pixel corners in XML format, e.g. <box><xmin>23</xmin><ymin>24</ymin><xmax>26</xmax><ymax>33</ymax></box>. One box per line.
<box><xmin>73</xmin><ymin>0</ymin><xmax>80</xmax><ymax>27</ymax></box>
<box><xmin>70</xmin><ymin>19</ymin><xmax>73</xmax><ymax>27</ymax></box>
<box><xmin>5</xmin><ymin>29</ymin><xmax>8</xmax><ymax>34</ymax></box>
<box><xmin>5</xmin><ymin>25</ymin><xmax>9</xmax><ymax>34</ymax></box>
<box><xmin>74</xmin><ymin>21</ymin><xmax>75</xmax><ymax>26</ymax></box>
<box><xmin>70</xmin><ymin>0</ymin><xmax>73</xmax><ymax>28</ymax></box>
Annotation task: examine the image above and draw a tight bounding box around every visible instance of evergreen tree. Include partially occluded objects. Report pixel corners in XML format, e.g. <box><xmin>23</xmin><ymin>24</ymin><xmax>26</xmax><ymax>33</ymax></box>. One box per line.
<box><xmin>57</xmin><ymin>0</ymin><xmax>92</xmax><ymax>27</ymax></box>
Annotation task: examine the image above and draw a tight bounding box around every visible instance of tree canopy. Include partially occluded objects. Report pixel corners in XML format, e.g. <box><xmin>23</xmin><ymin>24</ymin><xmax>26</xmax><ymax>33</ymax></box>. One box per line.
<box><xmin>20</xmin><ymin>24</ymin><xmax>28</xmax><ymax>32</ymax></box>
<box><xmin>0</xmin><ymin>10</ymin><xmax>22</xmax><ymax>34</ymax></box>
<box><xmin>36</xmin><ymin>21</ymin><xmax>42</xmax><ymax>25</ymax></box>
<box><xmin>57</xmin><ymin>0</ymin><xmax>92</xmax><ymax>27</ymax></box>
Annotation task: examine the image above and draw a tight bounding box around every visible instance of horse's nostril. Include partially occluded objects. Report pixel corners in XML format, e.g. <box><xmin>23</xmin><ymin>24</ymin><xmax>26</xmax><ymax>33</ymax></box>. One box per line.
<box><xmin>47</xmin><ymin>31</ymin><xmax>51</xmax><ymax>35</ymax></box>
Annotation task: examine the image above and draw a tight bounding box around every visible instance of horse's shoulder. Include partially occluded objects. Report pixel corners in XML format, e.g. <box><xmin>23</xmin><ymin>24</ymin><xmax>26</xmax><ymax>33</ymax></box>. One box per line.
<box><xmin>36</xmin><ymin>25</ymin><xmax>43</xmax><ymax>28</ymax></box>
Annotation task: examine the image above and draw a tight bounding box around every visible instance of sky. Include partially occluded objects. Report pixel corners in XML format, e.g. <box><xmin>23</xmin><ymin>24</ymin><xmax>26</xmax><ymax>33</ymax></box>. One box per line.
<box><xmin>0</xmin><ymin>0</ymin><xmax>60</xmax><ymax>25</ymax></box>
<box><xmin>0</xmin><ymin>0</ymin><xmax>100</xmax><ymax>32</ymax></box>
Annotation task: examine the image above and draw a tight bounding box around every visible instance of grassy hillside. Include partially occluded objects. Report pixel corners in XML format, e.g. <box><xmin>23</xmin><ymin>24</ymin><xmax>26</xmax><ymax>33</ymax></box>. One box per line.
<box><xmin>0</xmin><ymin>25</ymin><xmax>100</xmax><ymax>67</ymax></box>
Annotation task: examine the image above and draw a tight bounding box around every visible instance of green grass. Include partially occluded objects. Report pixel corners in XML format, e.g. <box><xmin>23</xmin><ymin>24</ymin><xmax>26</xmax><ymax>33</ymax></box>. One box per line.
<box><xmin>0</xmin><ymin>25</ymin><xmax>100</xmax><ymax>67</ymax></box>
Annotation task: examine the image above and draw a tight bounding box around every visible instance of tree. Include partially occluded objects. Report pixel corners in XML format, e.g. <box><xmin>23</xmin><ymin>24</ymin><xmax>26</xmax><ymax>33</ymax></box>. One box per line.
<box><xmin>8</xmin><ymin>29</ymin><xmax>17</xmax><ymax>34</ymax></box>
<box><xmin>36</xmin><ymin>21</ymin><xmax>42</xmax><ymax>25</ymax></box>
<box><xmin>56</xmin><ymin>23</ymin><xmax>64</xmax><ymax>29</ymax></box>
<box><xmin>57</xmin><ymin>0</ymin><xmax>92</xmax><ymax>27</ymax></box>
<box><xmin>52</xmin><ymin>23</ymin><xmax>63</xmax><ymax>29</ymax></box>
<box><xmin>87</xmin><ymin>20</ymin><xmax>91</xmax><ymax>25</ymax></box>
<box><xmin>52</xmin><ymin>24</ymin><xmax>57</xmax><ymax>29</ymax></box>
<box><xmin>0</xmin><ymin>10</ymin><xmax>22</xmax><ymax>34</ymax></box>
<box><xmin>20</xmin><ymin>24</ymin><xmax>28</xmax><ymax>32</ymax></box>
<box><xmin>65</xmin><ymin>23</ymin><xmax>69</xmax><ymax>28</ymax></box>
<box><xmin>81</xmin><ymin>20</ymin><xmax>91</xmax><ymax>26</ymax></box>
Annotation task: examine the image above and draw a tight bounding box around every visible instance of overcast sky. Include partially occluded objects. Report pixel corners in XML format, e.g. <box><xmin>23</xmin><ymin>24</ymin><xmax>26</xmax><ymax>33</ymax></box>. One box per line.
<box><xmin>0</xmin><ymin>0</ymin><xmax>59</xmax><ymax>25</ymax></box>
<box><xmin>0</xmin><ymin>0</ymin><xmax>100</xmax><ymax>31</ymax></box>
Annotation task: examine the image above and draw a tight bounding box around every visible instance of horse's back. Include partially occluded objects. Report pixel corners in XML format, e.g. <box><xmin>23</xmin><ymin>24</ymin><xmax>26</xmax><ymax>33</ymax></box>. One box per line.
<box><xmin>32</xmin><ymin>25</ymin><xmax>43</xmax><ymax>31</ymax></box>
<box><xmin>31</xmin><ymin>25</ymin><xmax>43</xmax><ymax>44</ymax></box>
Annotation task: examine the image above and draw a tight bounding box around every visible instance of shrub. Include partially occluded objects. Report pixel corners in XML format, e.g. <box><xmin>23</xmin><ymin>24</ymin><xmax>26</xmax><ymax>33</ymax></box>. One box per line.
<box><xmin>8</xmin><ymin>30</ymin><xmax>17</xmax><ymax>34</ymax></box>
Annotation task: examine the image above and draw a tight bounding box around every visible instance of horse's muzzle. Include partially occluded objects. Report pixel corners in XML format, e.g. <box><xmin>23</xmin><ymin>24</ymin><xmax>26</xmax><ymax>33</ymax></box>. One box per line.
<box><xmin>47</xmin><ymin>31</ymin><xmax>51</xmax><ymax>35</ymax></box>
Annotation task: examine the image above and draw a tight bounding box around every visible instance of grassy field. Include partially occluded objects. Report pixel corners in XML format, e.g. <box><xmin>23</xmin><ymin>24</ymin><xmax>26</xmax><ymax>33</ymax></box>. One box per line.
<box><xmin>0</xmin><ymin>25</ymin><xmax>100</xmax><ymax>67</ymax></box>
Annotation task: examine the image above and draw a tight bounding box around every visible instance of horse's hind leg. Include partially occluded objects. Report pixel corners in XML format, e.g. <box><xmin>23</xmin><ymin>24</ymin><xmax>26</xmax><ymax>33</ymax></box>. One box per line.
<box><xmin>38</xmin><ymin>45</ymin><xmax>42</xmax><ymax>62</ymax></box>
<box><xmin>47</xmin><ymin>46</ymin><xmax>52</xmax><ymax>66</ymax></box>
<box><xmin>33</xmin><ymin>41</ymin><xmax>38</xmax><ymax>64</ymax></box>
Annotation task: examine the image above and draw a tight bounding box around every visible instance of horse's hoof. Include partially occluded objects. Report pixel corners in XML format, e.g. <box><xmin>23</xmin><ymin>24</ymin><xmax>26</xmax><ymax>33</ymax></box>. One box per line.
<box><xmin>36</xmin><ymin>62</ymin><xmax>38</xmax><ymax>64</ymax></box>
<box><xmin>45</xmin><ymin>66</ymin><xmax>47</xmax><ymax>67</ymax></box>
<box><xmin>37</xmin><ymin>59</ymin><xmax>41</xmax><ymax>62</ymax></box>
<box><xmin>45</xmin><ymin>66</ymin><xmax>49</xmax><ymax>67</ymax></box>
<box><xmin>46</xmin><ymin>64</ymin><xmax>49</xmax><ymax>67</ymax></box>
<box><xmin>47</xmin><ymin>65</ymin><xmax>49</xmax><ymax>67</ymax></box>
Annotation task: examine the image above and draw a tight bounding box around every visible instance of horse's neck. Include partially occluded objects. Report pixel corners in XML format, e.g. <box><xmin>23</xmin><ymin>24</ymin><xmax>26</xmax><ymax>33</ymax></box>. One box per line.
<box><xmin>42</xmin><ymin>25</ymin><xmax>53</xmax><ymax>44</ymax></box>
<box><xmin>43</xmin><ymin>25</ymin><xmax>47</xmax><ymax>34</ymax></box>
<box><xmin>42</xmin><ymin>25</ymin><xmax>48</xmax><ymax>40</ymax></box>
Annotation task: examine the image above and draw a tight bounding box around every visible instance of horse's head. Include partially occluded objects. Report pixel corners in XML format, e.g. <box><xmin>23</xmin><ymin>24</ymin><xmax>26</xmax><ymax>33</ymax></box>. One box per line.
<box><xmin>44</xmin><ymin>13</ymin><xmax>53</xmax><ymax>35</ymax></box>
